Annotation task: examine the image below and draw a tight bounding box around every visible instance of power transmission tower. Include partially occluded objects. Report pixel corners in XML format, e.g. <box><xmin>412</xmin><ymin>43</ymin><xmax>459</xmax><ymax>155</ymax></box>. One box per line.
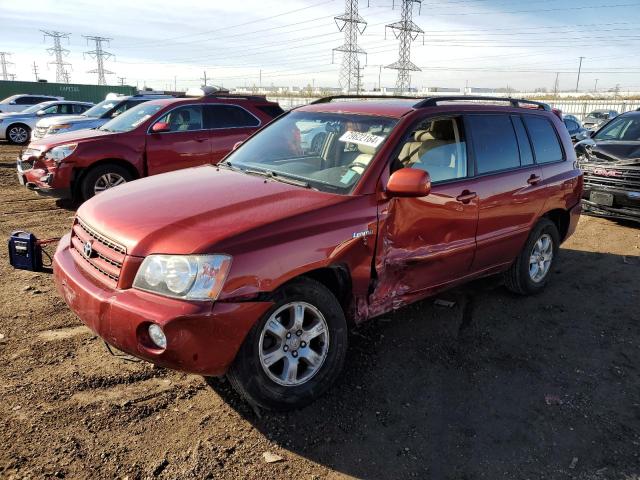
<box><xmin>32</xmin><ymin>61</ymin><xmax>40</xmax><ymax>81</ymax></box>
<box><xmin>83</xmin><ymin>35</ymin><xmax>114</xmax><ymax>85</ymax></box>
<box><xmin>0</xmin><ymin>52</ymin><xmax>14</xmax><ymax>81</ymax></box>
<box><xmin>41</xmin><ymin>30</ymin><xmax>72</xmax><ymax>83</ymax></box>
<box><xmin>385</xmin><ymin>0</ymin><xmax>423</xmax><ymax>94</ymax></box>
<box><xmin>333</xmin><ymin>0</ymin><xmax>367</xmax><ymax>93</ymax></box>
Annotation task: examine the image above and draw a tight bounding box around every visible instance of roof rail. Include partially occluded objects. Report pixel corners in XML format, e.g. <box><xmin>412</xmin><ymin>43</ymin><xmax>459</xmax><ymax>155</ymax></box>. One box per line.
<box><xmin>201</xmin><ymin>92</ymin><xmax>268</xmax><ymax>102</ymax></box>
<box><xmin>415</xmin><ymin>96</ymin><xmax>551</xmax><ymax>111</ymax></box>
<box><xmin>310</xmin><ymin>94</ymin><xmax>423</xmax><ymax>104</ymax></box>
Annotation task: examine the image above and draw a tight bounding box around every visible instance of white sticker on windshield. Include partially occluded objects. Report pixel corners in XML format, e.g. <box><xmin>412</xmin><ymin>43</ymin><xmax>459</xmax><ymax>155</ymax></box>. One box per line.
<box><xmin>338</xmin><ymin>131</ymin><xmax>385</xmax><ymax>149</ymax></box>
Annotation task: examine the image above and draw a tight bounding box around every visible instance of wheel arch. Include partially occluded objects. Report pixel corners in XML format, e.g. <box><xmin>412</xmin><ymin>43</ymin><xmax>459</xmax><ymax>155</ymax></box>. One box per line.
<box><xmin>72</xmin><ymin>158</ymin><xmax>140</xmax><ymax>196</ymax></box>
<box><xmin>542</xmin><ymin>208</ymin><xmax>571</xmax><ymax>242</ymax></box>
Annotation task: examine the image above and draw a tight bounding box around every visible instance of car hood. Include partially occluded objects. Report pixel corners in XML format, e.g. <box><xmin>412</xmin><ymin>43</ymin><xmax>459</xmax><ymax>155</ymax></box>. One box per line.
<box><xmin>35</xmin><ymin>114</ymin><xmax>100</xmax><ymax>128</ymax></box>
<box><xmin>577</xmin><ymin>139</ymin><xmax>640</xmax><ymax>165</ymax></box>
<box><xmin>28</xmin><ymin>128</ymin><xmax>117</xmax><ymax>151</ymax></box>
<box><xmin>78</xmin><ymin>166</ymin><xmax>353</xmax><ymax>257</ymax></box>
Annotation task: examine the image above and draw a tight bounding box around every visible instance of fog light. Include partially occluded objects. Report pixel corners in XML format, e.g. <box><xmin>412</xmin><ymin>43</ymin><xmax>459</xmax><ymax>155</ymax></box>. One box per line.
<box><xmin>148</xmin><ymin>324</ymin><xmax>167</xmax><ymax>349</ymax></box>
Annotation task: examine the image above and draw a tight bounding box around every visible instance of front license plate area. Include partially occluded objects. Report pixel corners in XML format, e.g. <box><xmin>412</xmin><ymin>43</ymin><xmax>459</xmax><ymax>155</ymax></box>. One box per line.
<box><xmin>590</xmin><ymin>191</ymin><xmax>613</xmax><ymax>206</ymax></box>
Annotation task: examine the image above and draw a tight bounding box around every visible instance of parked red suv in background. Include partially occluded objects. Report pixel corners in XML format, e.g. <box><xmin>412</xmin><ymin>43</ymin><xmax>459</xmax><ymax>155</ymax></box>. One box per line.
<box><xmin>53</xmin><ymin>96</ymin><xmax>583</xmax><ymax>410</ymax></box>
<box><xmin>17</xmin><ymin>93</ymin><xmax>283</xmax><ymax>200</ymax></box>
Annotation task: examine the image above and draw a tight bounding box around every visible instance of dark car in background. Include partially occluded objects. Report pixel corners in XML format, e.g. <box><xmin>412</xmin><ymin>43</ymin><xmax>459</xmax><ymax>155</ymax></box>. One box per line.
<box><xmin>563</xmin><ymin>115</ymin><xmax>590</xmax><ymax>143</ymax></box>
<box><xmin>583</xmin><ymin>109</ymin><xmax>618</xmax><ymax>130</ymax></box>
<box><xmin>576</xmin><ymin>110</ymin><xmax>640</xmax><ymax>223</ymax></box>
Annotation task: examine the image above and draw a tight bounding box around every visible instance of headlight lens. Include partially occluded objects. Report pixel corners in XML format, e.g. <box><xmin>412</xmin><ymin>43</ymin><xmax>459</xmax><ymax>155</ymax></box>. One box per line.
<box><xmin>133</xmin><ymin>254</ymin><xmax>232</xmax><ymax>300</ymax></box>
<box><xmin>45</xmin><ymin>143</ymin><xmax>78</xmax><ymax>163</ymax></box>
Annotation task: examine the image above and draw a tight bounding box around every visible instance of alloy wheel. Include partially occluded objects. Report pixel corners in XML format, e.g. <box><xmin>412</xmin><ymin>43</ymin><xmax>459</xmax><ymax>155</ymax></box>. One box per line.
<box><xmin>258</xmin><ymin>301</ymin><xmax>330</xmax><ymax>387</ymax></box>
<box><xmin>9</xmin><ymin>126</ymin><xmax>28</xmax><ymax>144</ymax></box>
<box><xmin>529</xmin><ymin>233</ymin><xmax>553</xmax><ymax>283</ymax></box>
<box><xmin>93</xmin><ymin>173</ymin><xmax>126</xmax><ymax>194</ymax></box>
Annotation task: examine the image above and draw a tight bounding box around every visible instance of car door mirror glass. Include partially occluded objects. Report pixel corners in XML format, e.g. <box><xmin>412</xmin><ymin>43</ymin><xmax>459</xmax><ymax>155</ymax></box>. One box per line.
<box><xmin>386</xmin><ymin>168</ymin><xmax>431</xmax><ymax>198</ymax></box>
<box><xmin>151</xmin><ymin>121</ymin><xmax>170</xmax><ymax>133</ymax></box>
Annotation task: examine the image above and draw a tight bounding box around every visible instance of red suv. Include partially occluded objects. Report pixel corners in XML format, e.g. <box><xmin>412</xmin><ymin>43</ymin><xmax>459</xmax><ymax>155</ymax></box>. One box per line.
<box><xmin>17</xmin><ymin>93</ymin><xmax>283</xmax><ymax>201</ymax></box>
<box><xmin>53</xmin><ymin>96</ymin><xmax>583</xmax><ymax>410</ymax></box>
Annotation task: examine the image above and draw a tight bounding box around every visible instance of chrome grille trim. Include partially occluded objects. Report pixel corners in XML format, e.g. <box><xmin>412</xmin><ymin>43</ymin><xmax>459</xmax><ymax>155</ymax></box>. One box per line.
<box><xmin>77</xmin><ymin>219</ymin><xmax>126</xmax><ymax>254</ymax></box>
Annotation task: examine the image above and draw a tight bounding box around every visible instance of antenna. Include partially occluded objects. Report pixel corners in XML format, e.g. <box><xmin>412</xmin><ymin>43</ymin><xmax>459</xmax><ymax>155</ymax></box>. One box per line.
<box><xmin>385</xmin><ymin>0</ymin><xmax>423</xmax><ymax>94</ymax></box>
<box><xmin>83</xmin><ymin>35</ymin><xmax>114</xmax><ymax>85</ymax></box>
<box><xmin>41</xmin><ymin>30</ymin><xmax>72</xmax><ymax>83</ymax></box>
<box><xmin>333</xmin><ymin>0</ymin><xmax>367</xmax><ymax>93</ymax></box>
<box><xmin>0</xmin><ymin>52</ymin><xmax>14</xmax><ymax>81</ymax></box>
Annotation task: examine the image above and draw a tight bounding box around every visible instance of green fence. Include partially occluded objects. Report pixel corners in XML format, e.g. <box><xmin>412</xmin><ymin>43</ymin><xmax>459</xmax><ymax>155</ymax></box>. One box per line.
<box><xmin>0</xmin><ymin>80</ymin><xmax>137</xmax><ymax>103</ymax></box>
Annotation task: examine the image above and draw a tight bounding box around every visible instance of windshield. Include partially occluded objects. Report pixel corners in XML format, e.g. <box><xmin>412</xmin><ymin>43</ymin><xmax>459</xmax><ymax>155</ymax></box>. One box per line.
<box><xmin>0</xmin><ymin>95</ymin><xmax>19</xmax><ymax>103</ymax></box>
<box><xmin>21</xmin><ymin>102</ymin><xmax>54</xmax><ymax>114</ymax></box>
<box><xmin>588</xmin><ymin>111</ymin><xmax>610</xmax><ymax>120</ymax></box>
<box><xmin>83</xmin><ymin>99</ymin><xmax>121</xmax><ymax>118</ymax></box>
<box><xmin>99</xmin><ymin>102</ymin><xmax>163</xmax><ymax>133</ymax></box>
<box><xmin>223</xmin><ymin>111</ymin><xmax>398</xmax><ymax>194</ymax></box>
<box><xmin>594</xmin><ymin>116</ymin><xmax>640</xmax><ymax>141</ymax></box>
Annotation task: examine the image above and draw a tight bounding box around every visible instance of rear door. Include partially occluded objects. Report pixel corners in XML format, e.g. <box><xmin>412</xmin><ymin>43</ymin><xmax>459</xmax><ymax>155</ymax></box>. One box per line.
<box><xmin>466</xmin><ymin>113</ymin><xmax>547</xmax><ymax>272</ymax></box>
<box><xmin>204</xmin><ymin>104</ymin><xmax>261</xmax><ymax>163</ymax></box>
<box><xmin>145</xmin><ymin>104</ymin><xmax>212</xmax><ymax>175</ymax></box>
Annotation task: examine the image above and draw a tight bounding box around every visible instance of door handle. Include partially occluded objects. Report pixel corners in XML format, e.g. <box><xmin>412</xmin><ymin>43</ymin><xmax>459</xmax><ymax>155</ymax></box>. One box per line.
<box><xmin>456</xmin><ymin>190</ymin><xmax>477</xmax><ymax>204</ymax></box>
<box><xmin>195</xmin><ymin>137</ymin><xmax>207</xmax><ymax>143</ymax></box>
<box><xmin>527</xmin><ymin>174</ymin><xmax>541</xmax><ymax>185</ymax></box>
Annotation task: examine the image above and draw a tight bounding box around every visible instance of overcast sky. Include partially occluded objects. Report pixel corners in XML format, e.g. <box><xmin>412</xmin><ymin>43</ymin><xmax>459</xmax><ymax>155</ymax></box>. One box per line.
<box><xmin>1</xmin><ymin>0</ymin><xmax>640</xmax><ymax>92</ymax></box>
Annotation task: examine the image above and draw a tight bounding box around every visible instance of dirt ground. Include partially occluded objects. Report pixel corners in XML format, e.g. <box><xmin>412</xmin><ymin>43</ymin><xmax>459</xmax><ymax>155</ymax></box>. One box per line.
<box><xmin>0</xmin><ymin>142</ymin><xmax>639</xmax><ymax>480</ymax></box>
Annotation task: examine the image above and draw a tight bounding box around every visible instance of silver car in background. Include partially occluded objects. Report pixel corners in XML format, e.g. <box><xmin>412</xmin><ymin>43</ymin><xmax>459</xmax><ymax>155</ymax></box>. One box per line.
<box><xmin>0</xmin><ymin>101</ymin><xmax>93</xmax><ymax>145</ymax></box>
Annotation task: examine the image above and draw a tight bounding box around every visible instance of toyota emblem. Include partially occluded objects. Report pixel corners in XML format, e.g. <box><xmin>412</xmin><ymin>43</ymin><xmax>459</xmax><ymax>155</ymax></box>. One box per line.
<box><xmin>83</xmin><ymin>241</ymin><xmax>93</xmax><ymax>258</ymax></box>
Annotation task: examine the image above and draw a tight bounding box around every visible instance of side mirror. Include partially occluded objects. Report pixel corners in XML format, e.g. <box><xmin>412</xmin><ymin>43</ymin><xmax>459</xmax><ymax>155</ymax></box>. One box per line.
<box><xmin>386</xmin><ymin>168</ymin><xmax>431</xmax><ymax>198</ymax></box>
<box><xmin>232</xmin><ymin>141</ymin><xmax>243</xmax><ymax>151</ymax></box>
<box><xmin>9</xmin><ymin>100</ymin><xmax>16</xmax><ymax>105</ymax></box>
<box><xmin>151</xmin><ymin>121</ymin><xmax>170</xmax><ymax>133</ymax></box>
<box><xmin>36</xmin><ymin>110</ymin><xmax>46</xmax><ymax>116</ymax></box>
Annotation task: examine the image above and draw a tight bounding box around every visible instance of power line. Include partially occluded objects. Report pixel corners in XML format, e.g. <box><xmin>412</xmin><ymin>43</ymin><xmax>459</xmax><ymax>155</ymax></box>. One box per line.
<box><xmin>41</xmin><ymin>30</ymin><xmax>72</xmax><ymax>83</ymax></box>
<box><xmin>83</xmin><ymin>35</ymin><xmax>114</xmax><ymax>85</ymax></box>
<box><xmin>385</xmin><ymin>0</ymin><xmax>423</xmax><ymax>93</ymax></box>
<box><xmin>333</xmin><ymin>0</ymin><xmax>368</xmax><ymax>93</ymax></box>
<box><xmin>0</xmin><ymin>52</ymin><xmax>14</xmax><ymax>81</ymax></box>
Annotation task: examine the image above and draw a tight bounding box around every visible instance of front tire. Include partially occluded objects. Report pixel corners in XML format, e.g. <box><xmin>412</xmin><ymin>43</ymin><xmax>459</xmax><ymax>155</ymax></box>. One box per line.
<box><xmin>79</xmin><ymin>163</ymin><xmax>133</xmax><ymax>201</ymax></box>
<box><xmin>504</xmin><ymin>218</ymin><xmax>560</xmax><ymax>295</ymax></box>
<box><xmin>227</xmin><ymin>278</ymin><xmax>348</xmax><ymax>411</ymax></box>
<box><xmin>7</xmin><ymin>124</ymin><xmax>31</xmax><ymax>145</ymax></box>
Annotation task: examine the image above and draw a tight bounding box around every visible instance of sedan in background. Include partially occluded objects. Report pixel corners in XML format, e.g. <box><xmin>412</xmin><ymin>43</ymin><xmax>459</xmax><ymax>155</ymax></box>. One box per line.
<box><xmin>563</xmin><ymin>115</ymin><xmax>590</xmax><ymax>143</ymax></box>
<box><xmin>0</xmin><ymin>101</ymin><xmax>93</xmax><ymax>145</ymax></box>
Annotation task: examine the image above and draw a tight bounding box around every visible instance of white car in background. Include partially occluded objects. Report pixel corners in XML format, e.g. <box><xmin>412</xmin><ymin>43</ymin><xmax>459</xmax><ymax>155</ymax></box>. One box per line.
<box><xmin>0</xmin><ymin>94</ymin><xmax>63</xmax><ymax>113</ymax></box>
<box><xmin>0</xmin><ymin>101</ymin><xmax>93</xmax><ymax>145</ymax></box>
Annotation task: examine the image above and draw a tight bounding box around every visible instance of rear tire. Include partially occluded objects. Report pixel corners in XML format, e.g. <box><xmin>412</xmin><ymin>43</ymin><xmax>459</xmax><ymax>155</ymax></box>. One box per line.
<box><xmin>80</xmin><ymin>163</ymin><xmax>133</xmax><ymax>201</ymax></box>
<box><xmin>7</xmin><ymin>124</ymin><xmax>31</xmax><ymax>145</ymax></box>
<box><xmin>227</xmin><ymin>278</ymin><xmax>348</xmax><ymax>411</ymax></box>
<box><xmin>504</xmin><ymin>218</ymin><xmax>560</xmax><ymax>295</ymax></box>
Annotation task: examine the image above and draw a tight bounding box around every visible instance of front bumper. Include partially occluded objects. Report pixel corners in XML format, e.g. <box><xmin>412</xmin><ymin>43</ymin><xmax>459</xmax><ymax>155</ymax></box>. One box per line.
<box><xmin>53</xmin><ymin>234</ymin><xmax>273</xmax><ymax>376</ymax></box>
<box><xmin>17</xmin><ymin>155</ymin><xmax>73</xmax><ymax>199</ymax></box>
<box><xmin>582</xmin><ymin>185</ymin><xmax>640</xmax><ymax>223</ymax></box>
<box><xmin>582</xmin><ymin>200</ymin><xmax>640</xmax><ymax>223</ymax></box>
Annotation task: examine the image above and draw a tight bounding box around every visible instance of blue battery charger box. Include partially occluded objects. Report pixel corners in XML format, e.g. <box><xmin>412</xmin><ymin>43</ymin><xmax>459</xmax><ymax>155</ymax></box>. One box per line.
<box><xmin>8</xmin><ymin>231</ymin><xmax>43</xmax><ymax>272</ymax></box>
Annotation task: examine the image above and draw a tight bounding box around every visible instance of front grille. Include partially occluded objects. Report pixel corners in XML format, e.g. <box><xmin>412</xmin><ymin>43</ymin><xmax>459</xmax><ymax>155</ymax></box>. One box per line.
<box><xmin>18</xmin><ymin>160</ymin><xmax>33</xmax><ymax>171</ymax></box>
<box><xmin>33</xmin><ymin>126</ymin><xmax>47</xmax><ymax>138</ymax></box>
<box><xmin>70</xmin><ymin>218</ymin><xmax>126</xmax><ymax>287</ymax></box>
<box><xmin>581</xmin><ymin>164</ymin><xmax>640</xmax><ymax>191</ymax></box>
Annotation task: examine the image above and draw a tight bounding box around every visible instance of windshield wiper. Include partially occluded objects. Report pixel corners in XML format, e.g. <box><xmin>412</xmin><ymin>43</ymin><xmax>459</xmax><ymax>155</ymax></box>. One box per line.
<box><xmin>244</xmin><ymin>168</ymin><xmax>311</xmax><ymax>188</ymax></box>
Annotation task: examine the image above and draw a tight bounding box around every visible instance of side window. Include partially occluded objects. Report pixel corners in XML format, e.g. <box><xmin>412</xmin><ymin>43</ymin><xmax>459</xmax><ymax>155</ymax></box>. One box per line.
<box><xmin>204</xmin><ymin>105</ymin><xmax>260</xmax><ymax>129</ymax></box>
<box><xmin>467</xmin><ymin>114</ymin><xmax>520</xmax><ymax>174</ymax></box>
<box><xmin>511</xmin><ymin>115</ymin><xmax>534</xmax><ymax>166</ymax></box>
<box><xmin>564</xmin><ymin>119</ymin><xmax>579</xmax><ymax>134</ymax></box>
<box><xmin>73</xmin><ymin>104</ymin><xmax>90</xmax><ymax>114</ymax></box>
<box><xmin>56</xmin><ymin>104</ymin><xmax>73</xmax><ymax>114</ymax></box>
<box><xmin>523</xmin><ymin>115</ymin><xmax>564</xmax><ymax>164</ymax></box>
<box><xmin>111</xmin><ymin>100</ymin><xmax>144</xmax><ymax>117</ymax></box>
<box><xmin>395</xmin><ymin>117</ymin><xmax>468</xmax><ymax>183</ymax></box>
<box><xmin>41</xmin><ymin>105</ymin><xmax>59</xmax><ymax>114</ymax></box>
<box><xmin>15</xmin><ymin>96</ymin><xmax>36</xmax><ymax>105</ymax></box>
<box><xmin>156</xmin><ymin>105</ymin><xmax>203</xmax><ymax>132</ymax></box>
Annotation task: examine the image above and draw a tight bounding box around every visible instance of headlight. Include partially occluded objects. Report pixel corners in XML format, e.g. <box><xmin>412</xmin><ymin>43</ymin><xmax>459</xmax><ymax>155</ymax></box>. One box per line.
<box><xmin>133</xmin><ymin>254</ymin><xmax>232</xmax><ymax>300</ymax></box>
<box><xmin>44</xmin><ymin>143</ymin><xmax>78</xmax><ymax>163</ymax></box>
<box><xmin>48</xmin><ymin>124</ymin><xmax>72</xmax><ymax>133</ymax></box>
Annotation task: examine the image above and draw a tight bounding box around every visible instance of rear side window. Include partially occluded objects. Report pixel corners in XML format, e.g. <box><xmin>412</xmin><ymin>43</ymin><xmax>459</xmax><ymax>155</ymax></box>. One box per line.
<box><xmin>511</xmin><ymin>116</ymin><xmax>534</xmax><ymax>166</ymax></box>
<box><xmin>204</xmin><ymin>105</ymin><xmax>260</xmax><ymax>129</ymax></box>
<box><xmin>256</xmin><ymin>104</ymin><xmax>284</xmax><ymax>118</ymax></box>
<box><xmin>15</xmin><ymin>96</ymin><xmax>40</xmax><ymax>105</ymax></box>
<box><xmin>523</xmin><ymin>115</ymin><xmax>563</xmax><ymax>164</ymax></box>
<box><xmin>73</xmin><ymin>104</ymin><xmax>90</xmax><ymax>114</ymax></box>
<box><xmin>467</xmin><ymin>115</ymin><xmax>520</xmax><ymax>174</ymax></box>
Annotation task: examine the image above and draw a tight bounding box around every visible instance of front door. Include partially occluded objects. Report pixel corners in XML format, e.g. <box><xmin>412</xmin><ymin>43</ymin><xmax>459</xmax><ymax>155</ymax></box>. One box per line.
<box><xmin>371</xmin><ymin>116</ymin><xmax>479</xmax><ymax>311</ymax></box>
<box><xmin>146</xmin><ymin>105</ymin><xmax>212</xmax><ymax>176</ymax></box>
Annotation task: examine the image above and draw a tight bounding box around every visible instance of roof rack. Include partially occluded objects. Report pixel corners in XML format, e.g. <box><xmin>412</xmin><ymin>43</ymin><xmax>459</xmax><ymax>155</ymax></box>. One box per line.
<box><xmin>414</xmin><ymin>96</ymin><xmax>551</xmax><ymax>111</ymax></box>
<box><xmin>201</xmin><ymin>92</ymin><xmax>268</xmax><ymax>102</ymax></box>
<box><xmin>310</xmin><ymin>94</ymin><xmax>424</xmax><ymax>104</ymax></box>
